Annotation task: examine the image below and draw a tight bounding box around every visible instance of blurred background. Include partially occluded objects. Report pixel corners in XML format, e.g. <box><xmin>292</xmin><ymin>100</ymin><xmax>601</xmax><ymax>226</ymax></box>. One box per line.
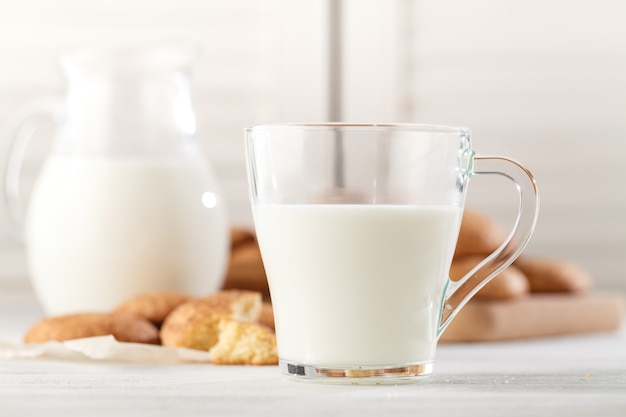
<box><xmin>0</xmin><ymin>0</ymin><xmax>624</xmax><ymax>293</ymax></box>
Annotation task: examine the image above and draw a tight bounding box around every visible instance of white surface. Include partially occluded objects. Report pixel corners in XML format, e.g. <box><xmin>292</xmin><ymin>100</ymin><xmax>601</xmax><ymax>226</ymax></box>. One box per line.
<box><xmin>1</xmin><ymin>281</ymin><xmax>625</xmax><ymax>417</ymax></box>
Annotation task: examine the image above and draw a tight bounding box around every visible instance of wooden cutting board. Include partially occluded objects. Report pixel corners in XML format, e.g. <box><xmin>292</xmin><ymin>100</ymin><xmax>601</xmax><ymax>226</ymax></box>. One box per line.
<box><xmin>440</xmin><ymin>292</ymin><xmax>625</xmax><ymax>343</ymax></box>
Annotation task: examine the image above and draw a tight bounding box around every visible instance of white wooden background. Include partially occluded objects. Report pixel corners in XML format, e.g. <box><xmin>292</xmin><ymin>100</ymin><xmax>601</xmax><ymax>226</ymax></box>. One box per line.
<box><xmin>0</xmin><ymin>0</ymin><xmax>624</xmax><ymax>293</ymax></box>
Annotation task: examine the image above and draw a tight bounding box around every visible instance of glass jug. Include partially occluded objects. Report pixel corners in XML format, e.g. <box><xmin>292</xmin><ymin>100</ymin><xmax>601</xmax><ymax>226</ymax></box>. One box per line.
<box><xmin>2</xmin><ymin>42</ymin><xmax>229</xmax><ymax>315</ymax></box>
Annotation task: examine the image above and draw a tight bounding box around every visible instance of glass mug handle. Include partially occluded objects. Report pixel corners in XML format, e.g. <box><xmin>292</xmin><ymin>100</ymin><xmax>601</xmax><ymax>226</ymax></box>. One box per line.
<box><xmin>438</xmin><ymin>154</ymin><xmax>540</xmax><ymax>336</ymax></box>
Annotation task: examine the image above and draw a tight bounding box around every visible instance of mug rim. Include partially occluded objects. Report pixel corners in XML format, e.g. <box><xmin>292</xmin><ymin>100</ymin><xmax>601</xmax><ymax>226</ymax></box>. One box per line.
<box><xmin>245</xmin><ymin>123</ymin><xmax>469</xmax><ymax>134</ymax></box>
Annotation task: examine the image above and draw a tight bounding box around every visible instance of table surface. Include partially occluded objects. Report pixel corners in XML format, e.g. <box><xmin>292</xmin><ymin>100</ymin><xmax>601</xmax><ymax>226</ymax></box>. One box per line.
<box><xmin>1</xmin><ymin>280</ymin><xmax>625</xmax><ymax>417</ymax></box>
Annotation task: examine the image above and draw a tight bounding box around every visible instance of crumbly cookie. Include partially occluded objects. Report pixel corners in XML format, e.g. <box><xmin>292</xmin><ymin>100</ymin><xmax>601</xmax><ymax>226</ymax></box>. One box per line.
<box><xmin>24</xmin><ymin>312</ymin><xmax>160</xmax><ymax>344</ymax></box>
<box><xmin>160</xmin><ymin>290</ymin><xmax>262</xmax><ymax>351</ymax></box>
<box><xmin>210</xmin><ymin>320</ymin><xmax>278</xmax><ymax>365</ymax></box>
<box><xmin>114</xmin><ymin>291</ymin><xmax>194</xmax><ymax>326</ymax></box>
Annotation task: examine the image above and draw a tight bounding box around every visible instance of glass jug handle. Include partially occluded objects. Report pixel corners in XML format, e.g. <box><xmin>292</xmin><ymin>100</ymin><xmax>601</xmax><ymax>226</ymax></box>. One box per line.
<box><xmin>0</xmin><ymin>96</ymin><xmax>62</xmax><ymax>240</ymax></box>
<box><xmin>437</xmin><ymin>154</ymin><xmax>540</xmax><ymax>337</ymax></box>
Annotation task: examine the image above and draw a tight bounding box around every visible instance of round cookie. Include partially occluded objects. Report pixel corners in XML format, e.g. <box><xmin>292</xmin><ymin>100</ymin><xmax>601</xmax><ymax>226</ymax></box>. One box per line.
<box><xmin>114</xmin><ymin>291</ymin><xmax>195</xmax><ymax>326</ymax></box>
<box><xmin>24</xmin><ymin>312</ymin><xmax>160</xmax><ymax>345</ymax></box>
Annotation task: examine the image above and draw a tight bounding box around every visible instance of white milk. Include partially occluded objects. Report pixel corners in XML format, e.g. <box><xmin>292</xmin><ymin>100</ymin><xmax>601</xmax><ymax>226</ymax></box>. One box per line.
<box><xmin>25</xmin><ymin>156</ymin><xmax>229</xmax><ymax>315</ymax></box>
<box><xmin>253</xmin><ymin>204</ymin><xmax>462</xmax><ymax>367</ymax></box>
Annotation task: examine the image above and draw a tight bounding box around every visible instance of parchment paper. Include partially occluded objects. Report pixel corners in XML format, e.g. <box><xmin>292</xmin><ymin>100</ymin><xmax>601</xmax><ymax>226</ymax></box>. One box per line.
<box><xmin>0</xmin><ymin>335</ymin><xmax>212</xmax><ymax>364</ymax></box>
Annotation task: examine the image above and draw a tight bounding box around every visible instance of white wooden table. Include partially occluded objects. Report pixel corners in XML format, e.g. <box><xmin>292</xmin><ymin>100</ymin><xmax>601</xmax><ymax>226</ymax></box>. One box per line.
<box><xmin>1</xmin><ymin>280</ymin><xmax>625</xmax><ymax>417</ymax></box>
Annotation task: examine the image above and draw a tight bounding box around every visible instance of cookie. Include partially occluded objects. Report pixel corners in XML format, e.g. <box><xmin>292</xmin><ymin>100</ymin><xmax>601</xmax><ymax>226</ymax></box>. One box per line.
<box><xmin>209</xmin><ymin>320</ymin><xmax>278</xmax><ymax>365</ymax></box>
<box><xmin>114</xmin><ymin>291</ymin><xmax>194</xmax><ymax>326</ymax></box>
<box><xmin>450</xmin><ymin>255</ymin><xmax>529</xmax><ymax>300</ymax></box>
<box><xmin>223</xmin><ymin>242</ymin><xmax>270</xmax><ymax>299</ymax></box>
<box><xmin>515</xmin><ymin>257</ymin><xmax>593</xmax><ymax>294</ymax></box>
<box><xmin>454</xmin><ymin>209</ymin><xmax>509</xmax><ymax>257</ymax></box>
<box><xmin>230</xmin><ymin>227</ymin><xmax>256</xmax><ymax>250</ymax></box>
<box><xmin>24</xmin><ymin>312</ymin><xmax>160</xmax><ymax>344</ymax></box>
<box><xmin>160</xmin><ymin>290</ymin><xmax>262</xmax><ymax>350</ymax></box>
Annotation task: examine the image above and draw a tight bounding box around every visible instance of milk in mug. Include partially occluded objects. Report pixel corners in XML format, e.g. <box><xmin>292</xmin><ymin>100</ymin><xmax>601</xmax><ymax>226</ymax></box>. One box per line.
<box><xmin>25</xmin><ymin>156</ymin><xmax>229</xmax><ymax>315</ymax></box>
<box><xmin>253</xmin><ymin>204</ymin><xmax>462</xmax><ymax>367</ymax></box>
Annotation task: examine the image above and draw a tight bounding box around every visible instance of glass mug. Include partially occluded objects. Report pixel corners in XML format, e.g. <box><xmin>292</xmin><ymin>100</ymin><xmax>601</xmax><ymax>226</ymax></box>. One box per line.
<box><xmin>245</xmin><ymin>123</ymin><xmax>539</xmax><ymax>383</ymax></box>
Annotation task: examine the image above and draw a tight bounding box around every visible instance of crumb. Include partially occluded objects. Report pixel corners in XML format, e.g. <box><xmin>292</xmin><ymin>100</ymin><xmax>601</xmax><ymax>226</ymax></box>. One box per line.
<box><xmin>210</xmin><ymin>319</ymin><xmax>278</xmax><ymax>365</ymax></box>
